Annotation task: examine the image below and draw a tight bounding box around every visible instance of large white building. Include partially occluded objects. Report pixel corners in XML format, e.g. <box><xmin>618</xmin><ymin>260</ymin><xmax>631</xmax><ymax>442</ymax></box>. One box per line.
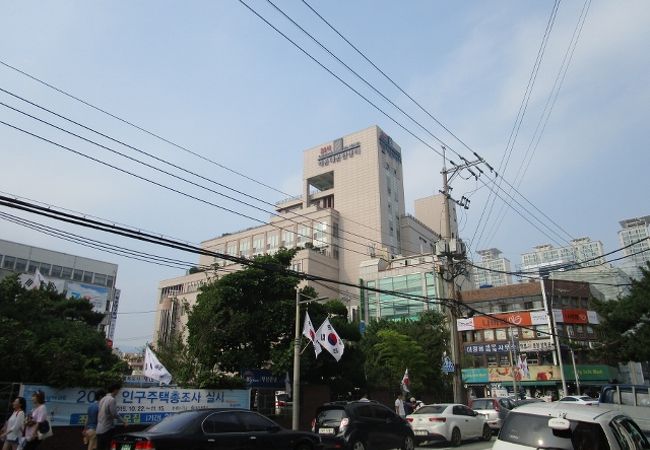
<box><xmin>472</xmin><ymin>248</ymin><xmax>512</xmax><ymax>288</ymax></box>
<box><xmin>154</xmin><ymin>125</ymin><xmax>445</xmax><ymax>344</ymax></box>
<box><xmin>618</xmin><ymin>215</ymin><xmax>650</xmax><ymax>279</ymax></box>
<box><xmin>520</xmin><ymin>237</ymin><xmax>606</xmax><ymax>273</ymax></box>
<box><xmin>0</xmin><ymin>238</ymin><xmax>121</xmax><ymax>342</ymax></box>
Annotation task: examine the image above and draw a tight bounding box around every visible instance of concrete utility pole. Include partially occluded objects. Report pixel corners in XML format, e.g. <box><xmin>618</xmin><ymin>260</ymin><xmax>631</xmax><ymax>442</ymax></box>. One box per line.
<box><xmin>438</xmin><ymin>146</ymin><xmax>484</xmax><ymax>404</ymax></box>
<box><xmin>292</xmin><ymin>289</ymin><xmax>328</xmax><ymax>430</ymax></box>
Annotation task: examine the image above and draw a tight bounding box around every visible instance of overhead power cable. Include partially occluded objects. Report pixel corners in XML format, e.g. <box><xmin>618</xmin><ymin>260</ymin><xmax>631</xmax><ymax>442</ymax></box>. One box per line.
<box><xmin>239</xmin><ymin>0</ymin><xmax>574</xmax><ymax>249</ymax></box>
<box><xmin>0</xmin><ymin>88</ymin><xmax>429</xmax><ymax>257</ymax></box>
<box><xmin>0</xmin><ymin>194</ymin><xmax>600</xmax><ymax>343</ymax></box>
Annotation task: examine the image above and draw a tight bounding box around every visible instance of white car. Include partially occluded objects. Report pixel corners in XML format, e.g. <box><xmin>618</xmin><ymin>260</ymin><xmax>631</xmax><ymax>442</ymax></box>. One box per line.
<box><xmin>406</xmin><ymin>403</ymin><xmax>492</xmax><ymax>446</ymax></box>
<box><xmin>493</xmin><ymin>402</ymin><xmax>650</xmax><ymax>449</ymax></box>
<box><xmin>559</xmin><ymin>395</ymin><xmax>598</xmax><ymax>405</ymax></box>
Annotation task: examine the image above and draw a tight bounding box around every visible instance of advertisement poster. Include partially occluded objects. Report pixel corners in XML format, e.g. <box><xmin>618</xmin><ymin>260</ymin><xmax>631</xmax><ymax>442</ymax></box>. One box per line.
<box><xmin>20</xmin><ymin>385</ymin><xmax>251</xmax><ymax>426</ymax></box>
<box><xmin>67</xmin><ymin>282</ymin><xmax>110</xmax><ymax>313</ymax></box>
<box><xmin>487</xmin><ymin>365</ymin><xmax>561</xmax><ymax>382</ymax></box>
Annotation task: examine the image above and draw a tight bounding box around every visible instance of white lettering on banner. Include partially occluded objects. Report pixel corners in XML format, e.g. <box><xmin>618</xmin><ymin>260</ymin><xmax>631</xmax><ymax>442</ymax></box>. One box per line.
<box><xmin>518</xmin><ymin>339</ymin><xmax>555</xmax><ymax>353</ymax></box>
<box><xmin>587</xmin><ymin>310</ymin><xmax>600</xmax><ymax>324</ymax></box>
<box><xmin>19</xmin><ymin>384</ymin><xmax>251</xmax><ymax>426</ymax></box>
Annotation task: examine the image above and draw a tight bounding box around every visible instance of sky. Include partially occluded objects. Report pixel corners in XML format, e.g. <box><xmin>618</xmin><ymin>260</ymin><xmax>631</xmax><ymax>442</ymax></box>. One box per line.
<box><xmin>1</xmin><ymin>0</ymin><xmax>649</xmax><ymax>352</ymax></box>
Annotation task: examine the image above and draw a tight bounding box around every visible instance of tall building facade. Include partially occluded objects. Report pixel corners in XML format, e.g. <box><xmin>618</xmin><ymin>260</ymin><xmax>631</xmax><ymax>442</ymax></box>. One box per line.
<box><xmin>521</xmin><ymin>238</ymin><xmax>606</xmax><ymax>273</ymax></box>
<box><xmin>0</xmin><ymin>238</ymin><xmax>120</xmax><ymax>342</ymax></box>
<box><xmin>154</xmin><ymin>126</ymin><xmax>442</xmax><ymax>344</ymax></box>
<box><xmin>472</xmin><ymin>248</ymin><xmax>512</xmax><ymax>288</ymax></box>
<box><xmin>618</xmin><ymin>215</ymin><xmax>650</xmax><ymax>280</ymax></box>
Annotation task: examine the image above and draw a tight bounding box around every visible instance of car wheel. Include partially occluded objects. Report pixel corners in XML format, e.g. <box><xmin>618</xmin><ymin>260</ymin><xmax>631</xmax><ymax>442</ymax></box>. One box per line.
<box><xmin>351</xmin><ymin>440</ymin><xmax>366</xmax><ymax>450</ymax></box>
<box><xmin>481</xmin><ymin>424</ymin><xmax>492</xmax><ymax>441</ymax></box>
<box><xmin>401</xmin><ymin>435</ymin><xmax>414</xmax><ymax>450</ymax></box>
<box><xmin>451</xmin><ymin>427</ymin><xmax>461</xmax><ymax>447</ymax></box>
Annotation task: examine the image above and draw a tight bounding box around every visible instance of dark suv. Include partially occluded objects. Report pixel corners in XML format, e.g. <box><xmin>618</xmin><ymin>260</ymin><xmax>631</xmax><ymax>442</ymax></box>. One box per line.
<box><xmin>312</xmin><ymin>401</ymin><xmax>415</xmax><ymax>450</ymax></box>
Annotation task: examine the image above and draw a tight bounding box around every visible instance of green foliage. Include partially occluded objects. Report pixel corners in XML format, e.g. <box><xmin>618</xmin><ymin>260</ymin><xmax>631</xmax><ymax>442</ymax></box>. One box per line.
<box><xmin>0</xmin><ymin>274</ymin><xmax>128</xmax><ymax>387</ymax></box>
<box><xmin>360</xmin><ymin>311</ymin><xmax>451</xmax><ymax>399</ymax></box>
<box><xmin>592</xmin><ymin>263</ymin><xmax>650</xmax><ymax>363</ymax></box>
<box><xmin>185</xmin><ymin>249</ymin><xmax>299</xmax><ymax>374</ymax></box>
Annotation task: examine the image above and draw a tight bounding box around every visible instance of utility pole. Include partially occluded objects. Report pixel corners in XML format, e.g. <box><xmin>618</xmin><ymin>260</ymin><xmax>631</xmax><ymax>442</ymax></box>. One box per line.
<box><xmin>508</xmin><ymin>326</ymin><xmax>518</xmax><ymax>399</ymax></box>
<box><xmin>292</xmin><ymin>289</ymin><xmax>328</xmax><ymax>430</ymax></box>
<box><xmin>438</xmin><ymin>146</ymin><xmax>485</xmax><ymax>404</ymax></box>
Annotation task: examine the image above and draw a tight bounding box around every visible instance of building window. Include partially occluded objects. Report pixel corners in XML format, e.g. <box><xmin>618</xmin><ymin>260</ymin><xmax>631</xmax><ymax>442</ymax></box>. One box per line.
<box><xmin>83</xmin><ymin>271</ymin><xmax>93</xmax><ymax>283</ymax></box>
<box><xmin>227</xmin><ymin>243</ymin><xmax>237</xmax><ymax>256</ymax></box>
<box><xmin>50</xmin><ymin>265</ymin><xmax>63</xmax><ymax>278</ymax></box>
<box><xmin>282</xmin><ymin>230</ymin><xmax>294</xmax><ymax>247</ymax></box>
<box><xmin>3</xmin><ymin>256</ymin><xmax>16</xmax><ymax>270</ymax></box>
<box><xmin>61</xmin><ymin>267</ymin><xmax>73</xmax><ymax>279</ymax></box>
<box><xmin>484</xmin><ymin>330</ymin><xmax>495</xmax><ymax>341</ymax></box>
<box><xmin>39</xmin><ymin>263</ymin><xmax>51</xmax><ymax>276</ymax></box>
<box><xmin>27</xmin><ymin>261</ymin><xmax>40</xmax><ymax>273</ymax></box>
<box><xmin>499</xmin><ymin>354</ymin><xmax>510</xmax><ymax>366</ymax></box>
<box><xmin>487</xmin><ymin>355</ymin><xmax>498</xmax><ymax>367</ymax></box>
<box><xmin>72</xmin><ymin>269</ymin><xmax>83</xmax><ymax>281</ymax></box>
<box><xmin>15</xmin><ymin>258</ymin><xmax>27</xmax><ymax>272</ymax></box>
<box><xmin>239</xmin><ymin>239</ymin><xmax>250</xmax><ymax>257</ymax></box>
<box><xmin>94</xmin><ymin>273</ymin><xmax>107</xmax><ymax>286</ymax></box>
<box><xmin>268</xmin><ymin>233</ymin><xmax>279</xmax><ymax>251</ymax></box>
<box><xmin>107</xmin><ymin>275</ymin><xmax>115</xmax><ymax>287</ymax></box>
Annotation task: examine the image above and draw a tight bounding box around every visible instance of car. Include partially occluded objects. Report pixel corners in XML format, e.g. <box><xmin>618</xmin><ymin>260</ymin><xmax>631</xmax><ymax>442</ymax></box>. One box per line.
<box><xmin>492</xmin><ymin>401</ymin><xmax>650</xmax><ymax>449</ymax></box>
<box><xmin>512</xmin><ymin>397</ymin><xmax>546</xmax><ymax>408</ymax></box>
<box><xmin>275</xmin><ymin>391</ymin><xmax>293</xmax><ymax>415</ymax></box>
<box><xmin>406</xmin><ymin>403</ymin><xmax>492</xmax><ymax>447</ymax></box>
<box><xmin>468</xmin><ymin>397</ymin><xmax>515</xmax><ymax>431</ymax></box>
<box><xmin>559</xmin><ymin>395</ymin><xmax>599</xmax><ymax>405</ymax></box>
<box><xmin>311</xmin><ymin>400</ymin><xmax>415</xmax><ymax>450</ymax></box>
<box><xmin>110</xmin><ymin>408</ymin><xmax>323</xmax><ymax>450</ymax></box>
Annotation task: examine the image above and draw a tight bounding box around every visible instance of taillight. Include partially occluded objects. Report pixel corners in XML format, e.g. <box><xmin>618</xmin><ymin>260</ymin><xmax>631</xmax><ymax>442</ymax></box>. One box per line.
<box><xmin>406</xmin><ymin>417</ymin><xmax>413</xmax><ymax>422</ymax></box>
<box><xmin>339</xmin><ymin>417</ymin><xmax>349</xmax><ymax>432</ymax></box>
<box><xmin>110</xmin><ymin>442</ymin><xmax>117</xmax><ymax>450</ymax></box>
<box><xmin>134</xmin><ymin>440</ymin><xmax>156</xmax><ymax>449</ymax></box>
<box><xmin>429</xmin><ymin>417</ymin><xmax>446</xmax><ymax>422</ymax></box>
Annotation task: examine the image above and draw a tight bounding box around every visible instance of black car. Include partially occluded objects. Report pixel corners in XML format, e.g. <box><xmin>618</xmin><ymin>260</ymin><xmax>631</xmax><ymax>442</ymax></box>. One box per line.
<box><xmin>110</xmin><ymin>408</ymin><xmax>323</xmax><ymax>450</ymax></box>
<box><xmin>311</xmin><ymin>401</ymin><xmax>414</xmax><ymax>450</ymax></box>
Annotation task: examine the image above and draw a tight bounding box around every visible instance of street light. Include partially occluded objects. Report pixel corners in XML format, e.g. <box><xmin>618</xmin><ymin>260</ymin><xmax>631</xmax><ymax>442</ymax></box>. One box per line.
<box><xmin>292</xmin><ymin>289</ymin><xmax>328</xmax><ymax>430</ymax></box>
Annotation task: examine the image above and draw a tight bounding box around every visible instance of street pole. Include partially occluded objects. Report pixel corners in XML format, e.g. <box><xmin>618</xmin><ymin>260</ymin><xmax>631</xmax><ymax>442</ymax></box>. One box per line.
<box><xmin>569</xmin><ymin>345</ymin><xmax>580</xmax><ymax>395</ymax></box>
<box><xmin>440</xmin><ymin>146</ymin><xmax>463</xmax><ymax>405</ymax></box>
<box><xmin>292</xmin><ymin>288</ymin><xmax>301</xmax><ymax>430</ymax></box>
<box><xmin>292</xmin><ymin>290</ymin><xmax>329</xmax><ymax>430</ymax></box>
<box><xmin>509</xmin><ymin>327</ymin><xmax>517</xmax><ymax>399</ymax></box>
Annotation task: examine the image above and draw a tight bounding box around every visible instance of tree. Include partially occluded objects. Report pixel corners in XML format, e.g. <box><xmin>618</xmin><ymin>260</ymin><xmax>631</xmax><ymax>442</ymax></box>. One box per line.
<box><xmin>0</xmin><ymin>274</ymin><xmax>128</xmax><ymax>387</ymax></box>
<box><xmin>592</xmin><ymin>263</ymin><xmax>650</xmax><ymax>364</ymax></box>
<box><xmin>185</xmin><ymin>249</ymin><xmax>299</xmax><ymax>375</ymax></box>
<box><xmin>360</xmin><ymin>311</ymin><xmax>451</xmax><ymax>400</ymax></box>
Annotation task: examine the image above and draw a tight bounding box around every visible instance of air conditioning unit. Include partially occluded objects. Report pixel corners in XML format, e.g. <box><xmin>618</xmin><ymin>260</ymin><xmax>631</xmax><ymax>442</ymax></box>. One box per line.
<box><xmin>449</xmin><ymin>239</ymin><xmax>467</xmax><ymax>257</ymax></box>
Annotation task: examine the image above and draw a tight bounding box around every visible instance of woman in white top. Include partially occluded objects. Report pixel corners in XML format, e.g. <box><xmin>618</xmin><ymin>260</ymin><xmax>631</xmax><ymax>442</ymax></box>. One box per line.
<box><xmin>23</xmin><ymin>391</ymin><xmax>47</xmax><ymax>450</ymax></box>
<box><xmin>1</xmin><ymin>396</ymin><xmax>26</xmax><ymax>450</ymax></box>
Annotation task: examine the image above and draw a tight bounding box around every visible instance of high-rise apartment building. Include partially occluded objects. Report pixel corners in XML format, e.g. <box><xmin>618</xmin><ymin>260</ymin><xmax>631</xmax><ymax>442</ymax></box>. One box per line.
<box><xmin>521</xmin><ymin>238</ymin><xmax>606</xmax><ymax>273</ymax></box>
<box><xmin>472</xmin><ymin>248</ymin><xmax>512</xmax><ymax>288</ymax></box>
<box><xmin>154</xmin><ymin>126</ymin><xmax>443</xmax><ymax>344</ymax></box>
<box><xmin>618</xmin><ymin>215</ymin><xmax>650</xmax><ymax>279</ymax></box>
<box><xmin>0</xmin><ymin>238</ymin><xmax>121</xmax><ymax>342</ymax></box>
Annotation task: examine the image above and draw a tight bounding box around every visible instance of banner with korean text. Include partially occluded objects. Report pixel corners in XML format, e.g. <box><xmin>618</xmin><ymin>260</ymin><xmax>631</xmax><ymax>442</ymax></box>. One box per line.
<box><xmin>457</xmin><ymin>311</ymin><xmax>548</xmax><ymax>331</ymax></box>
<box><xmin>20</xmin><ymin>384</ymin><xmax>251</xmax><ymax>426</ymax></box>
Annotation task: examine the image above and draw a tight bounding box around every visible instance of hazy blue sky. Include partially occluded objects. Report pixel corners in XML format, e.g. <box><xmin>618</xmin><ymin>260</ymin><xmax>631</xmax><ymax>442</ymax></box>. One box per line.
<box><xmin>1</xmin><ymin>1</ymin><xmax>648</xmax><ymax>351</ymax></box>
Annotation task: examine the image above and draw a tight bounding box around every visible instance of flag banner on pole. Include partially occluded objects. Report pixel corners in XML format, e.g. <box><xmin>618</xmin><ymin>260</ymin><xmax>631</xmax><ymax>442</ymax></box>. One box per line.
<box><xmin>302</xmin><ymin>311</ymin><xmax>322</xmax><ymax>358</ymax></box>
<box><xmin>401</xmin><ymin>368</ymin><xmax>410</xmax><ymax>393</ymax></box>
<box><xmin>315</xmin><ymin>318</ymin><xmax>345</xmax><ymax>362</ymax></box>
<box><xmin>144</xmin><ymin>346</ymin><xmax>173</xmax><ymax>385</ymax></box>
<box><xmin>284</xmin><ymin>371</ymin><xmax>292</xmax><ymax>398</ymax></box>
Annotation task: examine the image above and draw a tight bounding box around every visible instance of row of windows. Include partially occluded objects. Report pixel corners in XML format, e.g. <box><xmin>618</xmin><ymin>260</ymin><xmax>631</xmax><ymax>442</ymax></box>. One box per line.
<box><xmin>470</xmin><ymin>296</ymin><xmax>590</xmax><ymax>314</ymax></box>
<box><xmin>0</xmin><ymin>254</ymin><xmax>115</xmax><ymax>287</ymax></box>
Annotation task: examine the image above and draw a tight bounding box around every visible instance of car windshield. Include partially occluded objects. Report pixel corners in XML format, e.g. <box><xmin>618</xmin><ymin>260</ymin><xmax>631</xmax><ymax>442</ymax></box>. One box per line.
<box><xmin>276</xmin><ymin>394</ymin><xmax>290</xmax><ymax>402</ymax></box>
<box><xmin>146</xmin><ymin>411</ymin><xmax>202</xmax><ymax>433</ymax></box>
<box><xmin>500</xmin><ymin>412</ymin><xmax>609</xmax><ymax>450</ymax></box>
<box><xmin>472</xmin><ymin>400</ymin><xmax>495</xmax><ymax>410</ymax></box>
<box><xmin>317</xmin><ymin>408</ymin><xmax>346</xmax><ymax>424</ymax></box>
<box><xmin>413</xmin><ymin>405</ymin><xmax>446</xmax><ymax>415</ymax></box>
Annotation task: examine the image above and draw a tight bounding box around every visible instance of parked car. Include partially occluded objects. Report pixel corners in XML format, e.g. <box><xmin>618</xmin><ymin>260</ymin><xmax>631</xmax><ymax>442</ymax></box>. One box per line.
<box><xmin>110</xmin><ymin>408</ymin><xmax>323</xmax><ymax>450</ymax></box>
<box><xmin>311</xmin><ymin>400</ymin><xmax>415</xmax><ymax>450</ymax></box>
<box><xmin>512</xmin><ymin>397</ymin><xmax>546</xmax><ymax>408</ymax></box>
<box><xmin>275</xmin><ymin>391</ymin><xmax>293</xmax><ymax>415</ymax></box>
<box><xmin>406</xmin><ymin>403</ymin><xmax>492</xmax><ymax>447</ymax></box>
<box><xmin>468</xmin><ymin>397</ymin><xmax>515</xmax><ymax>431</ymax></box>
<box><xmin>493</xmin><ymin>402</ymin><xmax>650</xmax><ymax>449</ymax></box>
<box><xmin>599</xmin><ymin>384</ymin><xmax>650</xmax><ymax>436</ymax></box>
<box><xmin>559</xmin><ymin>395</ymin><xmax>598</xmax><ymax>405</ymax></box>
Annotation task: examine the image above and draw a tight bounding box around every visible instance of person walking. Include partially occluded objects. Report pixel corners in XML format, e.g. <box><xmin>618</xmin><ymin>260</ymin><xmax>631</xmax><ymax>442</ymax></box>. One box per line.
<box><xmin>394</xmin><ymin>393</ymin><xmax>406</xmax><ymax>418</ymax></box>
<box><xmin>23</xmin><ymin>390</ymin><xmax>47</xmax><ymax>450</ymax></box>
<box><xmin>1</xmin><ymin>397</ymin><xmax>26</xmax><ymax>450</ymax></box>
<box><xmin>96</xmin><ymin>384</ymin><xmax>128</xmax><ymax>450</ymax></box>
<box><xmin>83</xmin><ymin>390</ymin><xmax>106</xmax><ymax>450</ymax></box>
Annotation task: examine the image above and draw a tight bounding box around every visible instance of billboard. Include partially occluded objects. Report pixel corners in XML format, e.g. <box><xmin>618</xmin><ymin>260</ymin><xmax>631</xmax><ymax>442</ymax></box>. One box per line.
<box><xmin>457</xmin><ymin>311</ymin><xmax>548</xmax><ymax>331</ymax></box>
<box><xmin>67</xmin><ymin>282</ymin><xmax>110</xmax><ymax>313</ymax></box>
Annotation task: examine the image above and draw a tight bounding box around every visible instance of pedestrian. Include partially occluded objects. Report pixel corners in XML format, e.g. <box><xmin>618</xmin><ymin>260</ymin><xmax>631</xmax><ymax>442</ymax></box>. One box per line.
<box><xmin>1</xmin><ymin>397</ymin><xmax>26</xmax><ymax>450</ymax></box>
<box><xmin>23</xmin><ymin>390</ymin><xmax>47</xmax><ymax>450</ymax></box>
<box><xmin>394</xmin><ymin>393</ymin><xmax>406</xmax><ymax>418</ymax></box>
<box><xmin>404</xmin><ymin>397</ymin><xmax>416</xmax><ymax>415</ymax></box>
<box><xmin>96</xmin><ymin>384</ymin><xmax>128</xmax><ymax>450</ymax></box>
<box><xmin>82</xmin><ymin>389</ymin><xmax>106</xmax><ymax>450</ymax></box>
